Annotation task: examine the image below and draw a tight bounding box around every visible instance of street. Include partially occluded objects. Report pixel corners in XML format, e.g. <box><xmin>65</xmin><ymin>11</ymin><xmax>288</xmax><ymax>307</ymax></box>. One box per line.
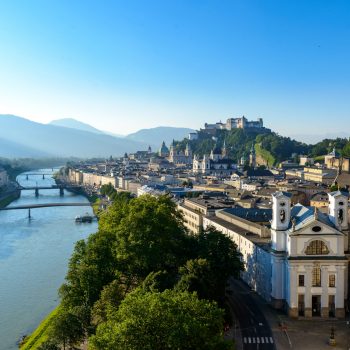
<box><xmin>226</xmin><ymin>278</ymin><xmax>275</xmax><ymax>350</ymax></box>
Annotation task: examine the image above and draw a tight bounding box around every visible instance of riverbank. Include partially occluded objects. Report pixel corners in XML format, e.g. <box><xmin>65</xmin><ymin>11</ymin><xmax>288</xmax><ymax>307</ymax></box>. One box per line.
<box><xmin>0</xmin><ymin>188</ymin><xmax>20</xmax><ymax>208</ymax></box>
<box><xmin>19</xmin><ymin>307</ymin><xmax>60</xmax><ymax>350</ymax></box>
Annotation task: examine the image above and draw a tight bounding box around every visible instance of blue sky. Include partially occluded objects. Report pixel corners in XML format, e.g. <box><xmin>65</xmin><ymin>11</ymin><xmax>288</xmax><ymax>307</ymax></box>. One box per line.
<box><xmin>0</xmin><ymin>0</ymin><xmax>349</xmax><ymax>137</ymax></box>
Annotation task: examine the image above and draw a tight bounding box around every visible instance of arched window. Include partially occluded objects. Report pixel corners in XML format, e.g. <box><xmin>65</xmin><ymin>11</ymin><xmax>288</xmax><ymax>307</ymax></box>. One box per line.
<box><xmin>305</xmin><ymin>240</ymin><xmax>329</xmax><ymax>255</ymax></box>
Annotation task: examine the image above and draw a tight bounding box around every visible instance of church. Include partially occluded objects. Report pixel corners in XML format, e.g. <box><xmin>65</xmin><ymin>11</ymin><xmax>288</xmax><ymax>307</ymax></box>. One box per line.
<box><xmin>168</xmin><ymin>142</ymin><xmax>193</xmax><ymax>165</ymax></box>
<box><xmin>203</xmin><ymin>190</ymin><xmax>349</xmax><ymax>318</ymax></box>
<box><xmin>192</xmin><ymin>142</ymin><xmax>236</xmax><ymax>176</ymax></box>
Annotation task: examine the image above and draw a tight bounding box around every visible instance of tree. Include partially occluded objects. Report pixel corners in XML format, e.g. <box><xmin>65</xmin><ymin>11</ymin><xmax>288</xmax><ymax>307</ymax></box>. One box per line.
<box><xmin>92</xmin><ymin>279</ymin><xmax>126</xmax><ymax>325</ymax></box>
<box><xmin>89</xmin><ymin>289</ymin><xmax>233</xmax><ymax>350</ymax></box>
<box><xmin>113</xmin><ymin>195</ymin><xmax>194</xmax><ymax>280</ymax></box>
<box><xmin>37</xmin><ymin>341</ymin><xmax>60</xmax><ymax>350</ymax></box>
<box><xmin>59</xmin><ymin>230</ymin><xmax>119</xmax><ymax>330</ymax></box>
<box><xmin>49</xmin><ymin>309</ymin><xmax>84</xmax><ymax>350</ymax></box>
<box><xmin>176</xmin><ymin>258</ymin><xmax>217</xmax><ymax>300</ymax></box>
<box><xmin>195</xmin><ymin>227</ymin><xmax>244</xmax><ymax>301</ymax></box>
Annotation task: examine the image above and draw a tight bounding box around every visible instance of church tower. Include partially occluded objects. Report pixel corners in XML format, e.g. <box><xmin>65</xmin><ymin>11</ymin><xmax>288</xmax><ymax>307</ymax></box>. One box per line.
<box><xmin>271</xmin><ymin>191</ymin><xmax>292</xmax><ymax>251</ymax></box>
<box><xmin>249</xmin><ymin>144</ymin><xmax>256</xmax><ymax>168</ymax></box>
<box><xmin>185</xmin><ymin>143</ymin><xmax>192</xmax><ymax>157</ymax></box>
<box><xmin>222</xmin><ymin>140</ymin><xmax>227</xmax><ymax>158</ymax></box>
<box><xmin>328</xmin><ymin>191</ymin><xmax>349</xmax><ymax>231</ymax></box>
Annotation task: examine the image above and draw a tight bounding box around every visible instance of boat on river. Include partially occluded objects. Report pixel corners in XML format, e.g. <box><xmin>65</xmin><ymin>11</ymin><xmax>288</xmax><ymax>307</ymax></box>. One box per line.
<box><xmin>75</xmin><ymin>213</ymin><xmax>93</xmax><ymax>223</ymax></box>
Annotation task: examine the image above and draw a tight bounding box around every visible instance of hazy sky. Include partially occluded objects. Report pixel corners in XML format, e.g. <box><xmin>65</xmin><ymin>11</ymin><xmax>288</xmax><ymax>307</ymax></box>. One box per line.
<box><xmin>0</xmin><ymin>0</ymin><xmax>349</xmax><ymax>136</ymax></box>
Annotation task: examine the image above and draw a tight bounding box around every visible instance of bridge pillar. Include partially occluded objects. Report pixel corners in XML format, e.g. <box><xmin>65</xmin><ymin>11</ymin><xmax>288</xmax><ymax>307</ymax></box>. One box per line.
<box><xmin>35</xmin><ymin>188</ymin><xmax>39</xmax><ymax>197</ymax></box>
<box><xmin>28</xmin><ymin>208</ymin><xmax>31</xmax><ymax>219</ymax></box>
<box><xmin>59</xmin><ymin>187</ymin><xmax>64</xmax><ymax>196</ymax></box>
<box><xmin>26</xmin><ymin>174</ymin><xmax>29</xmax><ymax>180</ymax></box>
<box><xmin>42</xmin><ymin>174</ymin><xmax>45</xmax><ymax>179</ymax></box>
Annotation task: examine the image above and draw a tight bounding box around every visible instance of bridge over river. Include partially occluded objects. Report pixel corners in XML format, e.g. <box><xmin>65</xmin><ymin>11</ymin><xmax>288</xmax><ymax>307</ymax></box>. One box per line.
<box><xmin>0</xmin><ymin>202</ymin><xmax>93</xmax><ymax>218</ymax></box>
<box><xmin>19</xmin><ymin>184</ymin><xmax>82</xmax><ymax>197</ymax></box>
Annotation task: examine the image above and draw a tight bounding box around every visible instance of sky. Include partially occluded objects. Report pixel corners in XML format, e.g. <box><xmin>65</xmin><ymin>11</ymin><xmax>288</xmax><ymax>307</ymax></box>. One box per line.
<box><xmin>0</xmin><ymin>0</ymin><xmax>350</xmax><ymax>137</ymax></box>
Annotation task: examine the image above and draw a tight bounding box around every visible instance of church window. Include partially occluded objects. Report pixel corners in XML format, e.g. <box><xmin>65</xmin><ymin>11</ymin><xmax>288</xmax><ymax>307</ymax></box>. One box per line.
<box><xmin>298</xmin><ymin>274</ymin><xmax>305</xmax><ymax>287</ymax></box>
<box><xmin>312</xmin><ymin>267</ymin><xmax>321</xmax><ymax>287</ymax></box>
<box><xmin>329</xmin><ymin>274</ymin><xmax>335</xmax><ymax>288</ymax></box>
<box><xmin>338</xmin><ymin>209</ymin><xmax>344</xmax><ymax>223</ymax></box>
<box><xmin>280</xmin><ymin>209</ymin><xmax>286</xmax><ymax>223</ymax></box>
<box><xmin>339</xmin><ymin>201</ymin><xmax>344</xmax><ymax>206</ymax></box>
<box><xmin>280</xmin><ymin>202</ymin><xmax>285</xmax><ymax>207</ymax></box>
<box><xmin>305</xmin><ymin>240</ymin><xmax>329</xmax><ymax>255</ymax></box>
<box><xmin>312</xmin><ymin>226</ymin><xmax>322</xmax><ymax>232</ymax></box>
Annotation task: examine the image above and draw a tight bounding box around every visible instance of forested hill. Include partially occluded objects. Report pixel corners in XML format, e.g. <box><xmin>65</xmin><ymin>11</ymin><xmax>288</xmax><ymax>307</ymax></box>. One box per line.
<box><xmin>175</xmin><ymin>128</ymin><xmax>350</xmax><ymax>166</ymax></box>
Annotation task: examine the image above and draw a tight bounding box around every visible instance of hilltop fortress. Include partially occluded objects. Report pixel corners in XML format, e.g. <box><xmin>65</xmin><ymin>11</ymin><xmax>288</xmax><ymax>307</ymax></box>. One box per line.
<box><xmin>189</xmin><ymin>116</ymin><xmax>269</xmax><ymax>140</ymax></box>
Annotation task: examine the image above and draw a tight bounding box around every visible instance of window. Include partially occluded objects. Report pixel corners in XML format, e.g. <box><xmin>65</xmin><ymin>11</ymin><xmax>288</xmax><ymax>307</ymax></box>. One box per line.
<box><xmin>312</xmin><ymin>267</ymin><xmax>321</xmax><ymax>287</ymax></box>
<box><xmin>280</xmin><ymin>209</ymin><xmax>286</xmax><ymax>223</ymax></box>
<box><xmin>298</xmin><ymin>274</ymin><xmax>305</xmax><ymax>287</ymax></box>
<box><xmin>305</xmin><ymin>240</ymin><xmax>329</xmax><ymax>255</ymax></box>
<box><xmin>329</xmin><ymin>274</ymin><xmax>335</xmax><ymax>288</ymax></box>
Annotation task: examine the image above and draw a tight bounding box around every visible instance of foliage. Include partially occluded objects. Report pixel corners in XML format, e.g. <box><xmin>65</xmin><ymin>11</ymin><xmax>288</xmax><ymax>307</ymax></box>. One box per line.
<box><xmin>342</xmin><ymin>140</ymin><xmax>350</xmax><ymax>158</ymax></box>
<box><xmin>89</xmin><ymin>289</ymin><xmax>233</xmax><ymax>350</ymax></box>
<box><xmin>91</xmin><ymin>279</ymin><xmax>127</xmax><ymax>325</ymax></box>
<box><xmin>55</xmin><ymin>196</ymin><xmax>241</xmax><ymax>347</ymax></box>
<box><xmin>195</xmin><ymin>227</ymin><xmax>243</xmax><ymax>300</ymax></box>
<box><xmin>113</xmin><ymin>195</ymin><xmax>193</xmax><ymax>280</ymax></box>
<box><xmin>49</xmin><ymin>309</ymin><xmax>85</xmax><ymax>350</ymax></box>
<box><xmin>175</xmin><ymin>128</ymin><xmax>309</xmax><ymax>165</ymax></box>
<box><xmin>310</xmin><ymin>138</ymin><xmax>348</xmax><ymax>158</ymax></box>
<box><xmin>37</xmin><ymin>341</ymin><xmax>60</xmax><ymax>350</ymax></box>
<box><xmin>59</xmin><ymin>231</ymin><xmax>119</xmax><ymax>330</ymax></box>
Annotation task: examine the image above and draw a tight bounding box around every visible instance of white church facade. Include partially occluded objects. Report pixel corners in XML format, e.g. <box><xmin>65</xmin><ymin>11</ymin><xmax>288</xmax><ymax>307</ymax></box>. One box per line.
<box><xmin>204</xmin><ymin>190</ymin><xmax>349</xmax><ymax>318</ymax></box>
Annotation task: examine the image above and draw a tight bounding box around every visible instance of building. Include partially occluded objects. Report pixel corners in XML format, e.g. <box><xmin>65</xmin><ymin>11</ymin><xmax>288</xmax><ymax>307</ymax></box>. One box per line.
<box><xmin>168</xmin><ymin>142</ymin><xmax>192</xmax><ymax>165</ymax></box>
<box><xmin>203</xmin><ymin>116</ymin><xmax>264</xmax><ymax>132</ymax></box>
<box><xmin>178</xmin><ymin>193</ymin><xmax>234</xmax><ymax>234</ymax></box>
<box><xmin>158</xmin><ymin>141</ymin><xmax>170</xmax><ymax>157</ymax></box>
<box><xmin>202</xmin><ymin>190</ymin><xmax>350</xmax><ymax>319</ymax></box>
<box><xmin>192</xmin><ymin>144</ymin><xmax>235</xmax><ymax>176</ymax></box>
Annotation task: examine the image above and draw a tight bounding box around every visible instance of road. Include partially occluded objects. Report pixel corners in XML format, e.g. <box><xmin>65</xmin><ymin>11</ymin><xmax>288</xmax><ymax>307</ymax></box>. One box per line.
<box><xmin>226</xmin><ymin>279</ymin><xmax>275</xmax><ymax>350</ymax></box>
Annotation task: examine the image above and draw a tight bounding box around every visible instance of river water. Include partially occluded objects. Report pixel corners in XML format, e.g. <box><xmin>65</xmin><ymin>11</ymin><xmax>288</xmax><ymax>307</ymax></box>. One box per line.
<box><xmin>0</xmin><ymin>169</ymin><xmax>98</xmax><ymax>350</ymax></box>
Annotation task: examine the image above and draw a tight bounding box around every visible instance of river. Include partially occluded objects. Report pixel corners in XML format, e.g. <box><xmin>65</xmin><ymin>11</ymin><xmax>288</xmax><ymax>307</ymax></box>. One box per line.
<box><xmin>0</xmin><ymin>169</ymin><xmax>98</xmax><ymax>350</ymax></box>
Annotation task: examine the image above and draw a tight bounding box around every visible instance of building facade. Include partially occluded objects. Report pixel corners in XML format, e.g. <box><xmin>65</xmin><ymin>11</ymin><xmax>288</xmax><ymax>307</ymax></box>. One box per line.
<box><xmin>202</xmin><ymin>190</ymin><xmax>349</xmax><ymax>319</ymax></box>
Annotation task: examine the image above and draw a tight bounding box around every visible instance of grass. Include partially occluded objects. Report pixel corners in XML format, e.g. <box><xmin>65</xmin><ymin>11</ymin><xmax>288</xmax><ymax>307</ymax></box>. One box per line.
<box><xmin>314</xmin><ymin>155</ymin><xmax>325</xmax><ymax>162</ymax></box>
<box><xmin>255</xmin><ymin>143</ymin><xmax>276</xmax><ymax>166</ymax></box>
<box><xmin>20</xmin><ymin>307</ymin><xmax>60</xmax><ymax>350</ymax></box>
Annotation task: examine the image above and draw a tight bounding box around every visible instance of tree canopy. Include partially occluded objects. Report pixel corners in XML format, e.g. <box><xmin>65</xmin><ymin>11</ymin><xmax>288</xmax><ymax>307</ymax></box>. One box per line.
<box><xmin>89</xmin><ymin>289</ymin><xmax>233</xmax><ymax>350</ymax></box>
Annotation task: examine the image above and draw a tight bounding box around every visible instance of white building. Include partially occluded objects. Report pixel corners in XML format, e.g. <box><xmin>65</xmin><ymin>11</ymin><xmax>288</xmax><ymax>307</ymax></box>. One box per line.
<box><xmin>204</xmin><ymin>190</ymin><xmax>349</xmax><ymax>318</ymax></box>
<box><xmin>192</xmin><ymin>143</ymin><xmax>235</xmax><ymax>176</ymax></box>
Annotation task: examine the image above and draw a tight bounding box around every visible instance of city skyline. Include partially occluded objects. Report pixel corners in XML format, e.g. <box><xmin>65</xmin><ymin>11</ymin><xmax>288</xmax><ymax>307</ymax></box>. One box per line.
<box><xmin>0</xmin><ymin>1</ymin><xmax>350</xmax><ymax>136</ymax></box>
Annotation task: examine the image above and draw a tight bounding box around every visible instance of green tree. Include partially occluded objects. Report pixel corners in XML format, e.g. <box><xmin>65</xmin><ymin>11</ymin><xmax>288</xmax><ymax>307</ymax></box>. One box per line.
<box><xmin>195</xmin><ymin>227</ymin><xmax>243</xmax><ymax>301</ymax></box>
<box><xmin>59</xmin><ymin>230</ymin><xmax>118</xmax><ymax>329</ymax></box>
<box><xmin>176</xmin><ymin>258</ymin><xmax>217</xmax><ymax>300</ymax></box>
<box><xmin>37</xmin><ymin>341</ymin><xmax>60</xmax><ymax>350</ymax></box>
<box><xmin>49</xmin><ymin>309</ymin><xmax>84</xmax><ymax>350</ymax></box>
<box><xmin>89</xmin><ymin>289</ymin><xmax>233</xmax><ymax>350</ymax></box>
<box><xmin>92</xmin><ymin>279</ymin><xmax>126</xmax><ymax>325</ymax></box>
<box><xmin>113</xmin><ymin>195</ymin><xmax>193</xmax><ymax>280</ymax></box>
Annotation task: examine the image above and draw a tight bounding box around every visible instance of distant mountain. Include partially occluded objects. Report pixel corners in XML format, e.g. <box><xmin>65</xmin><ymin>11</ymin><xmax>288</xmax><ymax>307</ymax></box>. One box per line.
<box><xmin>0</xmin><ymin>137</ymin><xmax>52</xmax><ymax>158</ymax></box>
<box><xmin>49</xmin><ymin>118</ymin><xmax>104</xmax><ymax>134</ymax></box>
<box><xmin>0</xmin><ymin>115</ymin><xmax>148</xmax><ymax>158</ymax></box>
<box><xmin>126</xmin><ymin>126</ymin><xmax>195</xmax><ymax>149</ymax></box>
